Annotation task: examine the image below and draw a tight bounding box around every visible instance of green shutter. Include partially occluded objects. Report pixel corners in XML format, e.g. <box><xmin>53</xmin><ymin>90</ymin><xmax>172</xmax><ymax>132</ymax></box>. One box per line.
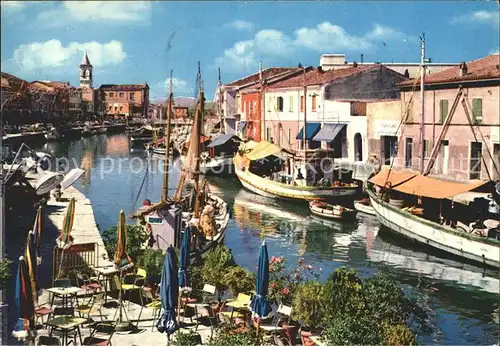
<box><xmin>472</xmin><ymin>98</ymin><xmax>482</xmax><ymax>124</ymax></box>
<box><xmin>439</xmin><ymin>100</ymin><xmax>448</xmax><ymax>124</ymax></box>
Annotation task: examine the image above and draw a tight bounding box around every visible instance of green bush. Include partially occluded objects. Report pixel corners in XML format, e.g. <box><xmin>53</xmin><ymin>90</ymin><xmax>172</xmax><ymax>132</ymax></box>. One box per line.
<box><xmin>383</xmin><ymin>323</ymin><xmax>416</xmax><ymax>345</ymax></box>
<box><xmin>171</xmin><ymin>330</ymin><xmax>199</xmax><ymax>346</ymax></box>
<box><xmin>222</xmin><ymin>265</ymin><xmax>255</xmax><ymax>297</ymax></box>
<box><xmin>0</xmin><ymin>258</ymin><xmax>12</xmax><ymax>290</ymax></box>
<box><xmin>208</xmin><ymin>325</ymin><xmax>261</xmax><ymax>346</ymax></box>
<box><xmin>324</xmin><ymin>267</ymin><xmax>365</xmax><ymax>317</ymax></box>
<box><xmin>137</xmin><ymin>249</ymin><xmax>164</xmax><ymax>285</ymax></box>
<box><xmin>323</xmin><ymin>313</ymin><xmax>383</xmax><ymax>345</ymax></box>
<box><xmin>291</xmin><ymin>281</ymin><xmax>327</xmax><ymax>330</ymax></box>
<box><xmin>102</xmin><ymin>225</ymin><xmax>148</xmax><ymax>263</ymax></box>
<box><xmin>202</xmin><ymin>246</ymin><xmax>236</xmax><ymax>300</ymax></box>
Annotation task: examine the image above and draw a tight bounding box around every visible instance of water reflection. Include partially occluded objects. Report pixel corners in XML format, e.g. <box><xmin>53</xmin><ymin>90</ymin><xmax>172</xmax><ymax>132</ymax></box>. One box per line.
<box><xmin>31</xmin><ymin>134</ymin><xmax>499</xmax><ymax>345</ymax></box>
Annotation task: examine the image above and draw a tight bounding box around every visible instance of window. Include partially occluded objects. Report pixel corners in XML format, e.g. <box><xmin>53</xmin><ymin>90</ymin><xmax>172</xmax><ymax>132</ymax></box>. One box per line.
<box><xmin>439</xmin><ymin>100</ymin><xmax>448</xmax><ymax>124</ymax></box>
<box><xmin>277</xmin><ymin>96</ymin><xmax>284</xmax><ymax>112</ymax></box>
<box><xmin>266</xmin><ymin>127</ymin><xmax>272</xmax><ymax>141</ymax></box>
<box><xmin>129</xmin><ymin>92</ymin><xmax>135</xmax><ymax>101</ymax></box>
<box><xmin>108</xmin><ymin>106</ymin><xmax>112</xmax><ymax>111</ymax></box>
<box><xmin>288</xmin><ymin>129</ymin><xmax>291</xmax><ymax>146</ymax></box>
<box><xmin>405</xmin><ymin>138</ymin><xmax>413</xmax><ymax>168</ymax></box>
<box><xmin>472</xmin><ymin>98</ymin><xmax>482</xmax><ymax>124</ymax></box>
<box><xmin>249</xmin><ymin>101</ymin><xmax>253</xmax><ymax>113</ymax></box>
<box><xmin>109</xmin><ymin>92</ymin><xmax>114</xmax><ymax>97</ymax></box>
<box><xmin>424</xmin><ymin>139</ymin><xmax>430</xmax><ymax>157</ymax></box>
<box><xmin>114</xmin><ymin>106</ymin><xmax>118</xmax><ymax>111</ymax></box>
<box><xmin>288</xmin><ymin>96</ymin><xmax>294</xmax><ymax>112</ymax></box>
<box><xmin>405</xmin><ymin>99</ymin><xmax>413</xmax><ymax>123</ymax></box>
<box><xmin>267</xmin><ymin>97</ymin><xmax>272</xmax><ymax>112</ymax></box>
<box><xmin>311</xmin><ymin>95</ymin><xmax>317</xmax><ymax>112</ymax></box>
<box><xmin>119</xmin><ymin>106</ymin><xmax>123</xmax><ymax>112</ymax></box>
<box><xmin>300</xmin><ymin>96</ymin><xmax>304</xmax><ymax>112</ymax></box>
<box><xmin>119</xmin><ymin>92</ymin><xmax>124</xmax><ymax>98</ymax></box>
<box><xmin>470</xmin><ymin>142</ymin><xmax>482</xmax><ymax>179</ymax></box>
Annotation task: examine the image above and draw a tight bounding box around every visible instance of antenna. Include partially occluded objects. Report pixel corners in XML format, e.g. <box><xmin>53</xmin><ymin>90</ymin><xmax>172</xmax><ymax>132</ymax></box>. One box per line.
<box><xmin>360</xmin><ymin>54</ymin><xmax>364</xmax><ymax>64</ymax></box>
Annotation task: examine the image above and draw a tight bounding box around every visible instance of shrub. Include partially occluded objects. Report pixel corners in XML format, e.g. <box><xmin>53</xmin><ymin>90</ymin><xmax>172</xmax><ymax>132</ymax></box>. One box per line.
<box><xmin>383</xmin><ymin>323</ymin><xmax>416</xmax><ymax>346</ymax></box>
<box><xmin>137</xmin><ymin>249</ymin><xmax>164</xmax><ymax>285</ymax></box>
<box><xmin>0</xmin><ymin>258</ymin><xmax>12</xmax><ymax>290</ymax></box>
<box><xmin>291</xmin><ymin>281</ymin><xmax>327</xmax><ymax>330</ymax></box>
<box><xmin>323</xmin><ymin>313</ymin><xmax>383</xmax><ymax>345</ymax></box>
<box><xmin>222</xmin><ymin>265</ymin><xmax>255</xmax><ymax>297</ymax></box>
<box><xmin>202</xmin><ymin>246</ymin><xmax>236</xmax><ymax>300</ymax></box>
<box><xmin>324</xmin><ymin>267</ymin><xmax>365</xmax><ymax>317</ymax></box>
<box><xmin>208</xmin><ymin>325</ymin><xmax>261</xmax><ymax>346</ymax></box>
<box><xmin>171</xmin><ymin>330</ymin><xmax>200</xmax><ymax>346</ymax></box>
<box><xmin>102</xmin><ymin>225</ymin><xmax>148</xmax><ymax>263</ymax></box>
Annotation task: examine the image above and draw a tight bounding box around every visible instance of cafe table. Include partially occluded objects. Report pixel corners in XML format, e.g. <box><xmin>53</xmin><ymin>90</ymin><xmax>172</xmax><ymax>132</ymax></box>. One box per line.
<box><xmin>45</xmin><ymin>316</ymin><xmax>87</xmax><ymax>346</ymax></box>
<box><xmin>47</xmin><ymin>287</ymin><xmax>82</xmax><ymax>309</ymax></box>
<box><xmin>91</xmin><ymin>265</ymin><xmax>121</xmax><ymax>303</ymax></box>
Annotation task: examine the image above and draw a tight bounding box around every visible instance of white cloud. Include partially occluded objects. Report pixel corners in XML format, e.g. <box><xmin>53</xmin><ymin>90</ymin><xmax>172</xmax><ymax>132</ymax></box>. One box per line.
<box><xmin>151</xmin><ymin>77</ymin><xmax>192</xmax><ymax>99</ymax></box>
<box><xmin>37</xmin><ymin>1</ymin><xmax>152</xmax><ymax>26</ymax></box>
<box><xmin>227</xmin><ymin>19</ymin><xmax>254</xmax><ymax>31</ymax></box>
<box><xmin>294</xmin><ymin>22</ymin><xmax>372</xmax><ymax>52</ymax></box>
<box><xmin>451</xmin><ymin>10</ymin><xmax>499</xmax><ymax>25</ymax></box>
<box><xmin>215</xmin><ymin>22</ymin><xmax>412</xmax><ymax>72</ymax></box>
<box><xmin>0</xmin><ymin>1</ymin><xmax>25</xmax><ymax>14</ymax></box>
<box><xmin>12</xmin><ymin>39</ymin><xmax>127</xmax><ymax>72</ymax></box>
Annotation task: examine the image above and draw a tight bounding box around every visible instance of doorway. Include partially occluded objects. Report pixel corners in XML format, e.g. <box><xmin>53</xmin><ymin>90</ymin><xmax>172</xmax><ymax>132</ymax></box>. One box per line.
<box><xmin>381</xmin><ymin>136</ymin><xmax>398</xmax><ymax>166</ymax></box>
<box><xmin>442</xmin><ymin>140</ymin><xmax>449</xmax><ymax>175</ymax></box>
<box><xmin>405</xmin><ymin>137</ymin><xmax>413</xmax><ymax>168</ymax></box>
<box><xmin>354</xmin><ymin>133</ymin><xmax>363</xmax><ymax>162</ymax></box>
<box><xmin>469</xmin><ymin>142</ymin><xmax>482</xmax><ymax>179</ymax></box>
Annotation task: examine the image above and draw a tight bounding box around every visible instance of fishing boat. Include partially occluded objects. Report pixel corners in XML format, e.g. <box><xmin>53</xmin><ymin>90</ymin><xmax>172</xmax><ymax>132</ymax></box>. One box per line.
<box><xmin>233</xmin><ymin>140</ymin><xmax>359</xmax><ymax>201</ymax></box>
<box><xmin>129</xmin><ymin>125</ymin><xmax>155</xmax><ymax>146</ymax></box>
<box><xmin>354</xmin><ymin>198</ymin><xmax>376</xmax><ymax>216</ymax></box>
<box><xmin>200</xmin><ymin>134</ymin><xmax>240</xmax><ymax>175</ymax></box>
<box><xmin>309</xmin><ymin>200</ymin><xmax>356</xmax><ymax>221</ymax></box>
<box><xmin>133</xmin><ymin>67</ymin><xmax>229</xmax><ymax>258</ymax></box>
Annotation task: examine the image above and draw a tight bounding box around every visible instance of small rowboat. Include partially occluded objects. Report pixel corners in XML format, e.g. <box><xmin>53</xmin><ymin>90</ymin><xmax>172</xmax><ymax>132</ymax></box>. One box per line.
<box><xmin>354</xmin><ymin>198</ymin><xmax>376</xmax><ymax>216</ymax></box>
<box><xmin>309</xmin><ymin>201</ymin><xmax>356</xmax><ymax>220</ymax></box>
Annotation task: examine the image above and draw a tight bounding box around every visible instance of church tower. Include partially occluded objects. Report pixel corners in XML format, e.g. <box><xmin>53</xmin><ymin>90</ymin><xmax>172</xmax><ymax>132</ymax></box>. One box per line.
<box><xmin>79</xmin><ymin>52</ymin><xmax>93</xmax><ymax>88</ymax></box>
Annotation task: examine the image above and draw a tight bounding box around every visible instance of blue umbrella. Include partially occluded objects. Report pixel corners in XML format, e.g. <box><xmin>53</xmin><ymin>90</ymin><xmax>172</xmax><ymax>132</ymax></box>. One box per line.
<box><xmin>178</xmin><ymin>226</ymin><xmax>191</xmax><ymax>289</ymax></box>
<box><xmin>250</xmin><ymin>240</ymin><xmax>272</xmax><ymax>318</ymax></box>
<box><xmin>12</xmin><ymin>256</ymin><xmax>35</xmax><ymax>340</ymax></box>
<box><xmin>157</xmin><ymin>246</ymin><xmax>179</xmax><ymax>336</ymax></box>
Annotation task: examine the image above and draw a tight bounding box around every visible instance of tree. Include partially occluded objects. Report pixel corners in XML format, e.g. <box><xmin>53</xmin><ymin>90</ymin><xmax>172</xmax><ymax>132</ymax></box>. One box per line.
<box><xmin>102</xmin><ymin>225</ymin><xmax>148</xmax><ymax>263</ymax></box>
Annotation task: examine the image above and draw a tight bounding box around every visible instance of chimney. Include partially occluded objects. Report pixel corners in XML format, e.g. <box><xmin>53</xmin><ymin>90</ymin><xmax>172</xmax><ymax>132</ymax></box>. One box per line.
<box><xmin>317</xmin><ymin>66</ymin><xmax>322</xmax><ymax>72</ymax></box>
<box><xmin>459</xmin><ymin>62</ymin><xmax>468</xmax><ymax>77</ymax></box>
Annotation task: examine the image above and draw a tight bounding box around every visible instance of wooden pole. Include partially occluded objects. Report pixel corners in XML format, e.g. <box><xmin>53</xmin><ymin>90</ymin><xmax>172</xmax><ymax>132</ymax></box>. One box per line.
<box><xmin>194</xmin><ymin>91</ymin><xmax>204</xmax><ymax>218</ymax></box>
<box><xmin>419</xmin><ymin>33</ymin><xmax>426</xmax><ymax>173</ymax></box>
<box><xmin>162</xmin><ymin>70</ymin><xmax>173</xmax><ymax>202</ymax></box>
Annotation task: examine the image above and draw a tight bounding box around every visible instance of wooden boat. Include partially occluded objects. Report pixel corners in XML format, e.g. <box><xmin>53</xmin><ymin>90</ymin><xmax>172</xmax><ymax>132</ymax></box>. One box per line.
<box><xmin>133</xmin><ymin>67</ymin><xmax>229</xmax><ymax>258</ymax></box>
<box><xmin>367</xmin><ymin>170</ymin><xmax>500</xmax><ymax>268</ymax></box>
<box><xmin>354</xmin><ymin>198</ymin><xmax>376</xmax><ymax>216</ymax></box>
<box><xmin>200</xmin><ymin>134</ymin><xmax>240</xmax><ymax>175</ymax></box>
<box><xmin>309</xmin><ymin>200</ymin><xmax>356</xmax><ymax>220</ymax></box>
<box><xmin>233</xmin><ymin>141</ymin><xmax>359</xmax><ymax>201</ymax></box>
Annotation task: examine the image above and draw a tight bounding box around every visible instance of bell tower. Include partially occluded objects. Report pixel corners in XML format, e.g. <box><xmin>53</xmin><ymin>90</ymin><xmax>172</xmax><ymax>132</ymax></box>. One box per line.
<box><xmin>79</xmin><ymin>52</ymin><xmax>93</xmax><ymax>88</ymax></box>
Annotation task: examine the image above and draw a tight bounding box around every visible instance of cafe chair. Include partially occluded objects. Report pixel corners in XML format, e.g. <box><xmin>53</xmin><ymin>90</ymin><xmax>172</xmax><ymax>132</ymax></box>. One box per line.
<box><xmin>112</xmin><ymin>274</ymin><xmax>143</xmax><ymax>310</ymax></box>
<box><xmin>136</xmin><ymin>287</ymin><xmax>162</xmax><ymax>330</ymax></box>
<box><xmin>37</xmin><ymin>336</ymin><xmax>61</xmax><ymax>346</ymax></box>
<box><xmin>82</xmin><ymin>322</ymin><xmax>115</xmax><ymax>346</ymax></box>
<box><xmin>73</xmin><ymin>270</ymin><xmax>103</xmax><ymax>295</ymax></box>
<box><xmin>258</xmin><ymin>305</ymin><xmax>294</xmax><ymax>346</ymax></box>
<box><xmin>76</xmin><ymin>292</ymin><xmax>107</xmax><ymax>323</ymax></box>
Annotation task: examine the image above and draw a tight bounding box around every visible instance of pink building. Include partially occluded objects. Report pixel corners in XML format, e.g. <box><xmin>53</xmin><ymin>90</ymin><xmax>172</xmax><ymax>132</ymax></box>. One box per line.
<box><xmin>397</xmin><ymin>53</ymin><xmax>500</xmax><ymax>181</ymax></box>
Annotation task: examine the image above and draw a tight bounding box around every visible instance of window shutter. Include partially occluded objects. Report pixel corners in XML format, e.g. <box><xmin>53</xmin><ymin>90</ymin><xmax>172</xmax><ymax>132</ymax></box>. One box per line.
<box><xmin>439</xmin><ymin>100</ymin><xmax>448</xmax><ymax>124</ymax></box>
<box><xmin>472</xmin><ymin>98</ymin><xmax>482</xmax><ymax>124</ymax></box>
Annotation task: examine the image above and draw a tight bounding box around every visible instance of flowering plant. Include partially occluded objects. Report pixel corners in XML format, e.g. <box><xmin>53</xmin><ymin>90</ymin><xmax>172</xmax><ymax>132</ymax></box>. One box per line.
<box><xmin>268</xmin><ymin>256</ymin><xmax>321</xmax><ymax>305</ymax></box>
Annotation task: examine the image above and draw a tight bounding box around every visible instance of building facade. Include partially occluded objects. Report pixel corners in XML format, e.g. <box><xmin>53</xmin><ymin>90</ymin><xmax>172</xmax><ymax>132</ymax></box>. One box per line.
<box><xmin>396</xmin><ymin>53</ymin><xmax>500</xmax><ymax>181</ymax></box>
<box><xmin>98</xmin><ymin>83</ymin><xmax>149</xmax><ymax>118</ymax></box>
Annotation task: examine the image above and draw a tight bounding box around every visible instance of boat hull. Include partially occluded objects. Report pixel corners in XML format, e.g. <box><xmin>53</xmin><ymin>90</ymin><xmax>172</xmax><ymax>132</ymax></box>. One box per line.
<box><xmin>235</xmin><ymin>165</ymin><xmax>358</xmax><ymax>201</ymax></box>
<box><xmin>309</xmin><ymin>202</ymin><xmax>356</xmax><ymax>220</ymax></box>
<box><xmin>354</xmin><ymin>200</ymin><xmax>376</xmax><ymax>216</ymax></box>
<box><xmin>200</xmin><ymin>156</ymin><xmax>234</xmax><ymax>175</ymax></box>
<box><xmin>367</xmin><ymin>189</ymin><xmax>500</xmax><ymax>268</ymax></box>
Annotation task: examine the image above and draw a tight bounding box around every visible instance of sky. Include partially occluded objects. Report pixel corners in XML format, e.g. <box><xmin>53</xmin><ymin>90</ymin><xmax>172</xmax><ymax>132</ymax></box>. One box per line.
<box><xmin>1</xmin><ymin>1</ymin><xmax>499</xmax><ymax>100</ymax></box>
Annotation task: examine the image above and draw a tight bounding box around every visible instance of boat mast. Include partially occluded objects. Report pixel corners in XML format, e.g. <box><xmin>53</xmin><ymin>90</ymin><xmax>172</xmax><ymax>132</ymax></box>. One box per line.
<box><xmin>161</xmin><ymin>70</ymin><xmax>173</xmax><ymax>202</ymax></box>
<box><xmin>217</xmin><ymin>67</ymin><xmax>224</xmax><ymax>134</ymax></box>
<box><xmin>197</xmin><ymin>61</ymin><xmax>203</xmax><ymax>135</ymax></box>
<box><xmin>303</xmin><ymin>66</ymin><xmax>307</xmax><ymax>160</ymax></box>
<box><xmin>419</xmin><ymin>33</ymin><xmax>426</xmax><ymax>173</ymax></box>
<box><xmin>259</xmin><ymin>61</ymin><xmax>264</xmax><ymax>142</ymax></box>
<box><xmin>194</xmin><ymin>85</ymin><xmax>204</xmax><ymax>218</ymax></box>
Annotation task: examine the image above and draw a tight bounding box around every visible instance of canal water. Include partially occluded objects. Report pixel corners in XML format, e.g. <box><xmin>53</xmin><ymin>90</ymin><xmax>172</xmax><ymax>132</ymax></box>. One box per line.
<box><xmin>34</xmin><ymin>134</ymin><xmax>499</xmax><ymax>344</ymax></box>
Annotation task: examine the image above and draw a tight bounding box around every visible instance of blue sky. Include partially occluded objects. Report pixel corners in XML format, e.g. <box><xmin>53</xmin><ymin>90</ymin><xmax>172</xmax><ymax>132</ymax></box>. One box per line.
<box><xmin>1</xmin><ymin>1</ymin><xmax>498</xmax><ymax>100</ymax></box>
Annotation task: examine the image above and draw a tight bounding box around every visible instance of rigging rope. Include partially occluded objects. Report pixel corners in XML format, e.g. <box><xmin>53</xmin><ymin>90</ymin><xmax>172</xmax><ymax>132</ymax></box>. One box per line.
<box><xmin>131</xmin><ymin>155</ymin><xmax>152</xmax><ymax>212</ymax></box>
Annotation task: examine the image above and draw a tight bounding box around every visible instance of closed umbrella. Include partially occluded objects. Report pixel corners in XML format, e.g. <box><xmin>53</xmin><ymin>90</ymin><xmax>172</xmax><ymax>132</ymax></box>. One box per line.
<box><xmin>157</xmin><ymin>246</ymin><xmax>179</xmax><ymax>336</ymax></box>
<box><xmin>12</xmin><ymin>256</ymin><xmax>35</xmax><ymax>341</ymax></box>
<box><xmin>32</xmin><ymin>205</ymin><xmax>43</xmax><ymax>261</ymax></box>
<box><xmin>56</xmin><ymin>197</ymin><xmax>75</xmax><ymax>249</ymax></box>
<box><xmin>250</xmin><ymin>240</ymin><xmax>271</xmax><ymax>319</ymax></box>
<box><xmin>178</xmin><ymin>226</ymin><xmax>191</xmax><ymax>289</ymax></box>
<box><xmin>114</xmin><ymin>210</ymin><xmax>132</xmax><ymax>268</ymax></box>
<box><xmin>25</xmin><ymin>231</ymin><xmax>40</xmax><ymax>304</ymax></box>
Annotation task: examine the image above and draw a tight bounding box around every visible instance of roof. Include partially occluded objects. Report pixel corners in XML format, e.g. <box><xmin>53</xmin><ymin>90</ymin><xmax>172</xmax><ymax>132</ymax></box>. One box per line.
<box><xmin>369</xmin><ymin>169</ymin><xmax>487</xmax><ymax>199</ymax></box>
<box><xmin>81</xmin><ymin>52</ymin><xmax>91</xmax><ymax>66</ymax></box>
<box><xmin>99</xmin><ymin>83</ymin><xmax>149</xmax><ymax>91</ymax></box>
<box><xmin>399</xmin><ymin>53</ymin><xmax>500</xmax><ymax>87</ymax></box>
<box><xmin>267</xmin><ymin>65</ymin><xmax>378</xmax><ymax>89</ymax></box>
<box><xmin>1</xmin><ymin>77</ymin><xmax>10</xmax><ymax>89</ymax></box>
<box><xmin>0</xmin><ymin>72</ymin><xmax>27</xmax><ymax>84</ymax></box>
<box><xmin>369</xmin><ymin>169</ymin><xmax>417</xmax><ymax>188</ymax></box>
<box><xmin>207</xmin><ymin>134</ymin><xmax>240</xmax><ymax>148</ymax></box>
<box><xmin>225</xmin><ymin>67</ymin><xmax>296</xmax><ymax>87</ymax></box>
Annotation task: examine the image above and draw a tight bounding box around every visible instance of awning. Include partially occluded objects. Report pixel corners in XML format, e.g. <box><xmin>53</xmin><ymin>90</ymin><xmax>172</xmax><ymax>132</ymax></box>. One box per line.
<box><xmin>296</xmin><ymin>122</ymin><xmax>321</xmax><ymax>140</ymax></box>
<box><xmin>369</xmin><ymin>169</ymin><xmax>487</xmax><ymax>199</ymax></box>
<box><xmin>369</xmin><ymin>169</ymin><xmax>417</xmax><ymax>188</ymax></box>
<box><xmin>238</xmin><ymin>121</ymin><xmax>247</xmax><ymax>132</ymax></box>
<box><xmin>245</xmin><ymin>141</ymin><xmax>284</xmax><ymax>161</ymax></box>
<box><xmin>312</xmin><ymin>123</ymin><xmax>346</xmax><ymax>142</ymax></box>
<box><xmin>207</xmin><ymin>134</ymin><xmax>240</xmax><ymax>148</ymax></box>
